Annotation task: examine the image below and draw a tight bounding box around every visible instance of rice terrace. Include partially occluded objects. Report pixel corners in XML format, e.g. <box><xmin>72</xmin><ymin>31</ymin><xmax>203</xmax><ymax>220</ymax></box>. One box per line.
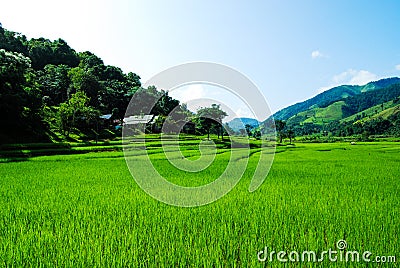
<box><xmin>1</xmin><ymin>1</ymin><xmax>400</xmax><ymax>267</ymax></box>
<box><xmin>0</xmin><ymin>137</ymin><xmax>399</xmax><ymax>266</ymax></box>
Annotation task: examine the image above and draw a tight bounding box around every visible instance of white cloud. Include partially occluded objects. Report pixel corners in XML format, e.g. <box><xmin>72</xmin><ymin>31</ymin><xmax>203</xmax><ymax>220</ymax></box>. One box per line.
<box><xmin>318</xmin><ymin>69</ymin><xmax>379</xmax><ymax>93</ymax></box>
<box><xmin>396</xmin><ymin>64</ymin><xmax>400</xmax><ymax>71</ymax></box>
<box><xmin>234</xmin><ymin>107</ymin><xmax>254</xmax><ymax>119</ymax></box>
<box><xmin>169</xmin><ymin>84</ymin><xmax>225</xmax><ymax>114</ymax></box>
<box><xmin>311</xmin><ymin>50</ymin><xmax>326</xmax><ymax>59</ymax></box>
<box><xmin>169</xmin><ymin>84</ymin><xmax>206</xmax><ymax>103</ymax></box>
<box><xmin>169</xmin><ymin>84</ymin><xmax>264</xmax><ymax>121</ymax></box>
<box><xmin>334</xmin><ymin>69</ymin><xmax>378</xmax><ymax>85</ymax></box>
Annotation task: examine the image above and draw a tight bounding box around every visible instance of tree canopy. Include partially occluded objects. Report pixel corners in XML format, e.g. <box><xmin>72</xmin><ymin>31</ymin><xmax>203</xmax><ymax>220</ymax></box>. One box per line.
<box><xmin>1</xmin><ymin>26</ymin><xmax>234</xmax><ymax>143</ymax></box>
<box><xmin>196</xmin><ymin>104</ymin><xmax>228</xmax><ymax>140</ymax></box>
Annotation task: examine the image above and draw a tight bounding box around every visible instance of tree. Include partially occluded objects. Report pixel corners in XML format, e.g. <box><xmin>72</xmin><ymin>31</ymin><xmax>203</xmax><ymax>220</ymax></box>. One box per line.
<box><xmin>196</xmin><ymin>104</ymin><xmax>228</xmax><ymax>140</ymax></box>
<box><xmin>37</xmin><ymin>64</ymin><xmax>71</xmax><ymax>105</ymax></box>
<box><xmin>0</xmin><ymin>49</ymin><xmax>48</xmax><ymax>142</ymax></box>
<box><xmin>78</xmin><ymin>51</ymin><xmax>104</xmax><ymax>73</ymax></box>
<box><xmin>100</xmin><ymin>80</ymin><xmax>136</xmax><ymax>121</ymax></box>
<box><xmin>127</xmin><ymin>86</ymin><xmax>179</xmax><ymax>118</ymax></box>
<box><xmin>0</xmin><ymin>27</ymin><xmax>28</xmax><ymax>55</ymax></box>
<box><xmin>275</xmin><ymin>120</ymin><xmax>286</xmax><ymax>143</ymax></box>
<box><xmin>51</xmin><ymin>38</ymin><xmax>79</xmax><ymax>67</ymax></box>
<box><xmin>287</xmin><ymin>128</ymin><xmax>295</xmax><ymax>144</ymax></box>
<box><xmin>223</xmin><ymin>122</ymin><xmax>234</xmax><ymax>137</ymax></box>
<box><xmin>163</xmin><ymin>103</ymin><xmax>194</xmax><ymax>134</ymax></box>
<box><xmin>0</xmin><ymin>25</ymin><xmax>187</xmax><ymax>142</ymax></box>
<box><xmin>25</xmin><ymin>37</ymin><xmax>79</xmax><ymax>69</ymax></box>
<box><xmin>253</xmin><ymin>129</ymin><xmax>261</xmax><ymax>140</ymax></box>
<box><xmin>58</xmin><ymin>91</ymin><xmax>99</xmax><ymax>137</ymax></box>
<box><xmin>151</xmin><ymin>89</ymin><xmax>180</xmax><ymax>116</ymax></box>
<box><xmin>245</xmin><ymin>124</ymin><xmax>253</xmax><ymax>137</ymax></box>
<box><xmin>0</xmin><ymin>49</ymin><xmax>31</xmax><ymax>139</ymax></box>
<box><xmin>68</xmin><ymin>67</ymin><xmax>102</xmax><ymax>108</ymax></box>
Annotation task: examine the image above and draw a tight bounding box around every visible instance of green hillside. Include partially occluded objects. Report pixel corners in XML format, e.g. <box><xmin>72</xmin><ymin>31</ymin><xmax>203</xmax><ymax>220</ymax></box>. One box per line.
<box><xmin>291</xmin><ymin>84</ymin><xmax>400</xmax><ymax>124</ymax></box>
<box><xmin>276</xmin><ymin>83</ymin><xmax>400</xmax><ymax>137</ymax></box>
<box><xmin>340</xmin><ymin>100</ymin><xmax>398</xmax><ymax>123</ymax></box>
<box><xmin>351</xmin><ymin>103</ymin><xmax>400</xmax><ymax>124</ymax></box>
<box><xmin>227</xmin><ymin>118</ymin><xmax>259</xmax><ymax>132</ymax></box>
<box><xmin>290</xmin><ymin>95</ymin><xmax>400</xmax><ymax>128</ymax></box>
<box><xmin>272</xmin><ymin>77</ymin><xmax>400</xmax><ymax>121</ymax></box>
<box><xmin>287</xmin><ymin>101</ymin><xmax>345</xmax><ymax>125</ymax></box>
<box><xmin>375</xmin><ymin>103</ymin><xmax>400</xmax><ymax>120</ymax></box>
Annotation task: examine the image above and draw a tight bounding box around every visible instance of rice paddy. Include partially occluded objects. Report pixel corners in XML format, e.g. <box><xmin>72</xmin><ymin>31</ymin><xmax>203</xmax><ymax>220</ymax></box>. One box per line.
<box><xmin>0</xmin><ymin>139</ymin><xmax>399</xmax><ymax>266</ymax></box>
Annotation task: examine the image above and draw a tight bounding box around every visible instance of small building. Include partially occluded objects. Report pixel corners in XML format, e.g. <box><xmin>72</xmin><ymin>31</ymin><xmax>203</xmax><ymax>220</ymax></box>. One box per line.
<box><xmin>123</xmin><ymin>115</ymin><xmax>158</xmax><ymax>125</ymax></box>
<box><xmin>99</xmin><ymin>114</ymin><xmax>112</xmax><ymax>120</ymax></box>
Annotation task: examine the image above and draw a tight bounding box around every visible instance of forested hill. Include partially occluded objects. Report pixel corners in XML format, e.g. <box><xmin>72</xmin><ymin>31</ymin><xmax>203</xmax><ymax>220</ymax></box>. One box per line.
<box><xmin>2</xmin><ymin>24</ymin><xmax>400</xmax><ymax>143</ymax></box>
<box><xmin>273</xmin><ymin>77</ymin><xmax>400</xmax><ymax>121</ymax></box>
<box><xmin>0</xmin><ymin>25</ymin><xmax>136</xmax><ymax>142</ymax></box>
<box><xmin>267</xmin><ymin>81</ymin><xmax>400</xmax><ymax>138</ymax></box>
<box><xmin>0</xmin><ymin>26</ymin><xmax>183</xmax><ymax>143</ymax></box>
<box><xmin>227</xmin><ymin>118</ymin><xmax>259</xmax><ymax>132</ymax></box>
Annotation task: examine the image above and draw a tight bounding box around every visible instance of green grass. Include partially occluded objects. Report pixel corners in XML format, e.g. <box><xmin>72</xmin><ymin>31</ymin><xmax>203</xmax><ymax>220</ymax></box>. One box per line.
<box><xmin>288</xmin><ymin>101</ymin><xmax>345</xmax><ymax>125</ymax></box>
<box><xmin>340</xmin><ymin>100</ymin><xmax>400</xmax><ymax>124</ymax></box>
<box><xmin>375</xmin><ymin>103</ymin><xmax>400</xmax><ymax>120</ymax></box>
<box><xmin>0</xmin><ymin>140</ymin><xmax>399</xmax><ymax>266</ymax></box>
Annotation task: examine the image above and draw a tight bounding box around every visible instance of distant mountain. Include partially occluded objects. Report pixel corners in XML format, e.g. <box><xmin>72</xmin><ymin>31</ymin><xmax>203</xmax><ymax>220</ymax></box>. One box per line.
<box><xmin>227</xmin><ymin>118</ymin><xmax>259</xmax><ymax>132</ymax></box>
<box><xmin>264</xmin><ymin>78</ymin><xmax>400</xmax><ymax>137</ymax></box>
<box><xmin>341</xmin><ymin>100</ymin><xmax>400</xmax><ymax>124</ymax></box>
<box><xmin>272</xmin><ymin>77</ymin><xmax>400</xmax><ymax>121</ymax></box>
<box><xmin>284</xmin><ymin>82</ymin><xmax>400</xmax><ymax>126</ymax></box>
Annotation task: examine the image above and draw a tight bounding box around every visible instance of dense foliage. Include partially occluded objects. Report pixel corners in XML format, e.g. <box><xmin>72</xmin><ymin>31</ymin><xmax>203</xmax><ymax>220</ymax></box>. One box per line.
<box><xmin>272</xmin><ymin>77</ymin><xmax>400</xmax><ymax>121</ymax></box>
<box><xmin>342</xmin><ymin>84</ymin><xmax>400</xmax><ymax>116</ymax></box>
<box><xmin>267</xmin><ymin>82</ymin><xmax>400</xmax><ymax>140</ymax></box>
<box><xmin>0</xmin><ymin>26</ymin><xmax>142</xmax><ymax>142</ymax></box>
<box><xmin>0</xmin><ymin>26</ymin><xmax>237</xmax><ymax>144</ymax></box>
<box><xmin>2</xmin><ymin>24</ymin><xmax>400</xmax><ymax>143</ymax></box>
<box><xmin>0</xmin><ymin>26</ymin><xmax>205</xmax><ymax>143</ymax></box>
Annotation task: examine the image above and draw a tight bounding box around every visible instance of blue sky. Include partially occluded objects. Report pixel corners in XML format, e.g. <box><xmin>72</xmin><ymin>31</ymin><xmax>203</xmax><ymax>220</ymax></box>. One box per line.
<box><xmin>1</xmin><ymin>0</ymin><xmax>400</xmax><ymax>119</ymax></box>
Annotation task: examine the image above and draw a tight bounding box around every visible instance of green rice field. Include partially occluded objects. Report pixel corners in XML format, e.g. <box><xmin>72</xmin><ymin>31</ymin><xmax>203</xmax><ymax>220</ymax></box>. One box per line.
<box><xmin>0</xmin><ymin>139</ymin><xmax>399</xmax><ymax>266</ymax></box>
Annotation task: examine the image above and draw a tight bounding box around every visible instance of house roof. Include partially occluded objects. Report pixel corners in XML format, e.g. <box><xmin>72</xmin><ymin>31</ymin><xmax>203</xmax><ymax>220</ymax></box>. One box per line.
<box><xmin>100</xmin><ymin>114</ymin><xmax>112</xmax><ymax>119</ymax></box>
<box><xmin>123</xmin><ymin>115</ymin><xmax>158</xmax><ymax>125</ymax></box>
